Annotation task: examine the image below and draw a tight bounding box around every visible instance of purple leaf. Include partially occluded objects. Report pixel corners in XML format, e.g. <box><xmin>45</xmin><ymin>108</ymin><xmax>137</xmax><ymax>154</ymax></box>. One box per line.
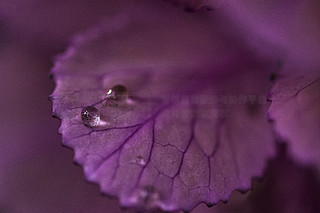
<box><xmin>51</xmin><ymin>3</ymin><xmax>277</xmax><ymax>211</ymax></box>
<box><xmin>268</xmin><ymin>62</ymin><xmax>320</xmax><ymax>173</ymax></box>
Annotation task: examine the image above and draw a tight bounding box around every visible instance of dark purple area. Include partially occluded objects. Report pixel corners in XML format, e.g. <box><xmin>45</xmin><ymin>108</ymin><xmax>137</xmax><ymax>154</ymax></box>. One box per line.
<box><xmin>0</xmin><ymin>0</ymin><xmax>320</xmax><ymax>212</ymax></box>
<box><xmin>0</xmin><ymin>32</ymin><xmax>130</xmax><ymax>213</ymax></box>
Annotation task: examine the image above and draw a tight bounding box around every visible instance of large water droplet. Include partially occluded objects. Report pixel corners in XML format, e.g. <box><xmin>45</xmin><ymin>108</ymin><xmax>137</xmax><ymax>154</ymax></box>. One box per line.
<box><xmin>103</xmin><ymin>85</ymin><xmax>129</xmax><ymax>107</ymax></box>
<box><xmin>138</xmin><ymin>185</ymin><xmax>160</xmax><ymax>208</ymax></box>
<box><xmin>81</xmin><ymin>106</ymin><xmax>100</xmax><ymax>127</ymax></box>
<box><xmin>106</xmin><ymin>85</ymin><xmax>128</xmax><ymax>101</ymax></box>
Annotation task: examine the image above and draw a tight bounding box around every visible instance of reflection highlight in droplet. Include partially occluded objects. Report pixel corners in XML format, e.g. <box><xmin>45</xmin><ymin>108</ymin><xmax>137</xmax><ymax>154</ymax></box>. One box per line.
<box><xmin>106</xmin><ymin>85</ymin><xmax>128</xmax><ymax>100</ymax></box>
<box><xmin>135</xmin><ymin>156</ymin><xmax>146</xmax><ymax>166</ymax></box>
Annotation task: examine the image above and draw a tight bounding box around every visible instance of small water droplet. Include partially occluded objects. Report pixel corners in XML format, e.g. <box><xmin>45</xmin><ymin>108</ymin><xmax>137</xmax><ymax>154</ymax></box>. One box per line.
<box><xmin>135</xmin><ymin>156</ymin><xmax>146</xmax><ymax>166</ymax></box>
<box><xmin>138</xmin><ymin>185</ymin><xmax>160</xmax><ymax>207</ymax></box>
<box><xmin>81</xmin><ymin>106</ymin><xmax>100</xmax><ymax>127</ymax></box>
<box><xmin>106</xmin><ymin>85</ymin><xmax>128</xmax><ymax>101</ymax></box>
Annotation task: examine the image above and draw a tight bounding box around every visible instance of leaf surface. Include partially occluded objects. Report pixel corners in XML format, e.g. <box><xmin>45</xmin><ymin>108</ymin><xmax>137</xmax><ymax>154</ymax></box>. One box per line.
<box><xmin>51</xmin><ymin>3</ymin><xmax>276</xmax><ymax>211</ymax></box>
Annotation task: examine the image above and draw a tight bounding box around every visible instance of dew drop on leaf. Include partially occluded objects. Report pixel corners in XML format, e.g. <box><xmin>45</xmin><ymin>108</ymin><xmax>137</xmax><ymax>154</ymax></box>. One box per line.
<box><xmin>135</xmin><ymin>156</ymin><xmax>146</xmax><ymax>166</ymax></box>
<box><xmin>106</xmin><ymin>85</ymin><xmax>128</xmax><ymax>101</ymax></box>
<box><xmin>81</xmin><ymin>106</ymin><xmax>100</xmax><ymax>127</ymax></box>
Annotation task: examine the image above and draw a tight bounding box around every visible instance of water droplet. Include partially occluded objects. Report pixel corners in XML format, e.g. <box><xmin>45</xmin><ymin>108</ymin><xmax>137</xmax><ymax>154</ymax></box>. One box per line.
<box><xmin>138</xmin><ymin>185</ymin><xmax>160</xmax><ymax>208</ymax></box>
<box><xmin>81</xmin><ymin>106</ymin><xmax>100</xmax><ymax>127</ymax></box>
<box><xmin>135</xmin><ymin>156</ymin><xmax>146</xmax><ymax>166</ymax></box>
<box><xmin>106</xmin><ymin>85</ymin><xmax>128</xmax><ymax>101</ymax></box>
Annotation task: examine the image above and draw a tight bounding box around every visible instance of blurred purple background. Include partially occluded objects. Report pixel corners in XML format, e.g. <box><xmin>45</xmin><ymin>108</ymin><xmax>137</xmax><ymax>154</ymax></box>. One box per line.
<box><xmin>0</xmin><ymin>1</ymin><xmax>319</xmax><ymax>212</ymax></box>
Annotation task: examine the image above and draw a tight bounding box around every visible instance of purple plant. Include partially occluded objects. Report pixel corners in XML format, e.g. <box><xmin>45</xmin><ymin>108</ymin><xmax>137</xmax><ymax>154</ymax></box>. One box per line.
<box><xmin>1</xmin><ymin>0</ymin><xmax>319</xmax><ymax>212</ymax></box>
